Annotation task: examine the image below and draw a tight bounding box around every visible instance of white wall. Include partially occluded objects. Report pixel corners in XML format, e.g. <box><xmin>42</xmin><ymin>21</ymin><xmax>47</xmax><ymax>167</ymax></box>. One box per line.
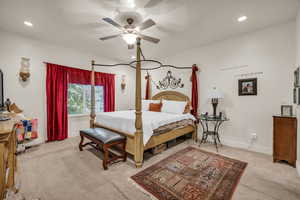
<box><xmin>0</xmin><ymin>20</ymin><xmax>296</xmax><ymax>158</ymax></box>
<box><xmin>0</xmin><ymin>30</ymin><xmax>135</xmax><ymax>144</ymax></box>
<box><xmin>150</xmin><ymin>22</ymin><xmax>295</xmax><ymax>155</ymax></box>
<box><xmin>296</xmin><ymin>10</ymin><xmax>300</xmax><ymax>175</ymax></box>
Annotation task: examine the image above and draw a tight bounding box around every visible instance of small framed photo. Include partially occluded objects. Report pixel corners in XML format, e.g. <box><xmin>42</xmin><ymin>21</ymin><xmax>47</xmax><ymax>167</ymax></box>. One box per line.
<box><xmin>238</xmin><ymin>78</ymin><xmax>257</xmax><ymax>96</ymax></box>
<box><xmin>281</xmin><ymin>105</ymin><xmax>293</xmax><ymax>117</ymax></box>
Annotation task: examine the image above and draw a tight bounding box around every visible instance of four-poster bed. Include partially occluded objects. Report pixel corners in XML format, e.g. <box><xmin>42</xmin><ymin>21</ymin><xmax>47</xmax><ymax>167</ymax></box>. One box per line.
<box><xmin>90</xmin><ymin>38</ymin><xmax>198</xmax><ymax>167</ymax></box>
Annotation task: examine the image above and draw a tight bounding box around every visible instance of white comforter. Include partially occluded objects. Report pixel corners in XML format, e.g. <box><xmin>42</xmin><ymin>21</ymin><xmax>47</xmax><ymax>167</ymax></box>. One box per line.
<box><xmin>96</xmin><ymin>110</ymin><xmax>195</xmax><ymax>145</ymax></box>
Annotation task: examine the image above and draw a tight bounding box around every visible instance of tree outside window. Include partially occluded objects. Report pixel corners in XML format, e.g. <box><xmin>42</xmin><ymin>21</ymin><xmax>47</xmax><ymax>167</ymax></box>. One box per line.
<box><xmin>68</xmin><ymin>84</ymin><xmax>104</xmax><ymax>115</ymax></box>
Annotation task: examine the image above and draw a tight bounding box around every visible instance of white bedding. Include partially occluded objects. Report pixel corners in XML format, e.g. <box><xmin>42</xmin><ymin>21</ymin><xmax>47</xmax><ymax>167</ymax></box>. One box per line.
<box><xmin>95</xmin><ymin>110</ymin><xmax>196</xmax><ymax>145</ymax></box>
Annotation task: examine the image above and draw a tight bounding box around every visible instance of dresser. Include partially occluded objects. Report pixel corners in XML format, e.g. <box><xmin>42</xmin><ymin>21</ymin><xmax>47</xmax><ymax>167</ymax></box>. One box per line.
<box><xmin>0</xmin><ymin>114</ymin><xmax>18</xmax><ymax>200</ymax></box>
<box><xmin>273</xmin><ymin>116</ymin><xmax>297</xmax><ymax>167</ymax></box>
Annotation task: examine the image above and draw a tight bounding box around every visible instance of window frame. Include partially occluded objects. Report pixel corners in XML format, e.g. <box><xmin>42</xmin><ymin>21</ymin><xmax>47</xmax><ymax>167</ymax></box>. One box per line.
<box><xmin>67</xmin><ymin>83</ymin><xmax>104</xmax><ymax>116</ymax></box>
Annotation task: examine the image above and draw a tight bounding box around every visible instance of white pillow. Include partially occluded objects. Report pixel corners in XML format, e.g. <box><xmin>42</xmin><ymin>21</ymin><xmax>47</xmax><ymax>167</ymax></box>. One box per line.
<box><xmin>142</xmin><ymin>100</ymin><xmax>160</xmax><ymax>111</ymax></box>
<box><xmin>161</xmin><ymin>100</ymin><xmax>187</xmax><ymax>114</ymax></box>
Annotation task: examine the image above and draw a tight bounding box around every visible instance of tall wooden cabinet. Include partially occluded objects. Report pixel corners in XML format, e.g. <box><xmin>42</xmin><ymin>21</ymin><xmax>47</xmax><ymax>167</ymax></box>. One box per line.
<box><xmin>273</xmin><ymin>116</ymin><xmax>297</xmax><ymax>167</ymax></box>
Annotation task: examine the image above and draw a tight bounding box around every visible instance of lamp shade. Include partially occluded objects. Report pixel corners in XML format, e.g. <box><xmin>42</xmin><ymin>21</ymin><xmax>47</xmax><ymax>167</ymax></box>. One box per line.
<box><xmin>207</xmin><ymin>87</ymin><xmax>224</xmax><ymax>99</ymax></box>
<box><xmin>122</xmin><ymin>33</ymin><xmax>137</xmax><ymax>45</ymax></box>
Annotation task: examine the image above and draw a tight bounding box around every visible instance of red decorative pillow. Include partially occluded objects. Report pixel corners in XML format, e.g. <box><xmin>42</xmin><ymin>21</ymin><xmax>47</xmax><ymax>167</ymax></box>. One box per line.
<box><xmin>149</xmin><ymin>103</ymin><xmax>162</xmax><ymax>112</ymax></box>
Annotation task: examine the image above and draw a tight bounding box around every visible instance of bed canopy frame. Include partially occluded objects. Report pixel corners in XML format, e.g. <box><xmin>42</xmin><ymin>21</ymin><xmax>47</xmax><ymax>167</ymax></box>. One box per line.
<box><xmin>90</xmin><ymin>38</ymin><xmax>197</xmax><ymax>168</ymax></box>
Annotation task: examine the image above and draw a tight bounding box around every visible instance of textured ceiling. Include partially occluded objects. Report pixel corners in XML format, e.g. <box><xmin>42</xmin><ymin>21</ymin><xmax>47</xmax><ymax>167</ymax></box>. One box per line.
<box><xmin>0</xmin><ymin>0</ymin><xmax>299</xmax><ymax>62</ymax></box>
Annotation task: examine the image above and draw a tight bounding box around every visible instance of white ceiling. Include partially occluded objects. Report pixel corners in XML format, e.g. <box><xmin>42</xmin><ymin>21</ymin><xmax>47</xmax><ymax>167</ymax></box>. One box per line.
<box><xmin>0</xmin><ymin>0</ymin><xmax>299</xmax><ymax>62</ymax></box>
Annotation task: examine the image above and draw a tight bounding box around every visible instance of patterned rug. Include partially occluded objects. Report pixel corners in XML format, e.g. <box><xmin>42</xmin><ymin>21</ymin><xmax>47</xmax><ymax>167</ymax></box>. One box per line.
<box><xmin>131</xmin><ymin>147</ymin><xmax>247</xmax><ymax>200</ymax></box>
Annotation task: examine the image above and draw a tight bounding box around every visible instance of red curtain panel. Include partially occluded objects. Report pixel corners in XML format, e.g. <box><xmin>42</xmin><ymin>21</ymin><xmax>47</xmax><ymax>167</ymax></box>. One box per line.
<box><xmin>67</xmin><ymin>67</ymin><xmax>115</xmax><ymax>112</ymax></box>
<box><xmin>46</xmin><ymin>63</ymin><xmax>115</xmax><ymax>142</ymax></box>
<box><xmin>191</xmin><ymin>64</ymin><xmax>199</xmax><ymax>117</ymax></box>
<box><xmin>67</xmin><ymin>67</ymin><xmax>90</xmax><ymax>85</ymax></box>
<box><xmin>46</xmin><ymin>63</ymin><xmax>69</xmax><ymax>141</ymax></box>
<box><xmin>94</xmin><ymin>72</ymin><xmax>115</xmax><ymax>112</ymax></box>
<box><xmin>145</xmin><ymin>74</ymin><xmax>151</xmax><ymax>100</ymax></box>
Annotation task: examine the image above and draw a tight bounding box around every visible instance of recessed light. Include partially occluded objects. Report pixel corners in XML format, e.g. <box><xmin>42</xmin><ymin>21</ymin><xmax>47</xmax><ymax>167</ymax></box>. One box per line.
<box><xmin>127</xmin><ymin>0</ymin><xmax>135</xmax><ymax>8</ymax></box>
<box><xmin>238</xmin><ymin>16</ymin><xmax>248</xmax><ymax>22</ymax></box>
<box><xmin>131</xmin><ymin>56</ymin><xmax>136</xmax><ymax>59</ymax></box>
<box><xmin>24</xmin><ymin>21</ymin><xmax>33</xmax><ymax>27</ymax></box>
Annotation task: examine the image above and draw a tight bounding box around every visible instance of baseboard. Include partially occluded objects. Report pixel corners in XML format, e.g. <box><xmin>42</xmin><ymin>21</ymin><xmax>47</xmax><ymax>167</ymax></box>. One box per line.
<box><xmin>24</xmin><ymin>138</ymin><xmax>44</xmax><ymax>146</ymax></box>
<box><xmin>297</xmin><ymin>161</ymin><xmax>300</xmax><ymax>176</ymax></box>
<box><xmin>221</xmin><ymin>138</ymin><xmax>272</xmax><ymax>155</ymax></box>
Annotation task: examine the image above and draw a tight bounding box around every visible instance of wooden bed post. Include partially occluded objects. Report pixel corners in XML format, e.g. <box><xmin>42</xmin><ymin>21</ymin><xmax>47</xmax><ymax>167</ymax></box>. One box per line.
<box><xmin>90</xmin><ymin>60</ymin><xmax>96</xmax><ymax>128</ymax></box>
<box><xmin>134</xmin><ymin>37</ymin><xmax>144</xmax><ymax>168</ymax></box>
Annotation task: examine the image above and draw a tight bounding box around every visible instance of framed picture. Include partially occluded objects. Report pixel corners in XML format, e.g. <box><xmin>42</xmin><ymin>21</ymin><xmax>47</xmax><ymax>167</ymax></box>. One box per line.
<box><xmin>281</xmin><ymin>105</ymin><xmax>293</xmax><ymax>116</ymax></box>
<box><xmin>294</xmin><ymin>67</ymin><xmax>300</xmax><ymax>87</ymax></box>
<box><xmin>238</xmin><ymin>78</ymin><xmax>257</xmax><ymax>96</ymax></box>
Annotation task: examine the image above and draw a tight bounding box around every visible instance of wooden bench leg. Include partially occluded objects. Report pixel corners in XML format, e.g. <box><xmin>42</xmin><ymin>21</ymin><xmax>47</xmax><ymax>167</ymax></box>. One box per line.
<box><xmin>79</xmin><ymin>134</ymin><xmax>84</xmax><ymax>151</ymax></box>
<box><xmin>79</xmin><ymin>132</ymin><xmax>127</xmax><ymax>170</ymax></box>
<box><xmin>122</xmin><ymin>141</ymin><xmax>127</xmax><ymax>162</ymax></box>
<box><xmin>103</xmin><ymin>144</ymin><xmax>109</xmax><ymax>170</ymax></box>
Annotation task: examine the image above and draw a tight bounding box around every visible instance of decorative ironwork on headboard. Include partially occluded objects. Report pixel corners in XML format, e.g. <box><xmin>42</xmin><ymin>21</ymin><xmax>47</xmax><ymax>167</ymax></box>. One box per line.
<box><xmin>156</xmin><ymin>71</ymin><xmax>184</xmax><ymax>90</ymax></box>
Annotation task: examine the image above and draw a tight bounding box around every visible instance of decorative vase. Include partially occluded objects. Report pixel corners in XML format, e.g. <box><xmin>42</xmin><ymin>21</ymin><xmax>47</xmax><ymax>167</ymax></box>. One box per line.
<box><xmin>5</xmin><ymin>98</ymin><xmax>11</xmax><ymax>112</ymax></box>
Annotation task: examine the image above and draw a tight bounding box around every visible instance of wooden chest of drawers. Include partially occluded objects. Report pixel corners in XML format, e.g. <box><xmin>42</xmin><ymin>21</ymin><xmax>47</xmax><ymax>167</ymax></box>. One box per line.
<box><xmin>0</xmin><ymin>115</ymin><xmax>18</xmax><ymax>200</ymax></box>
<box><xmin>273</xmin><ymin>116</ymin><xmax>297</xmax><ymax>167</ymax></box>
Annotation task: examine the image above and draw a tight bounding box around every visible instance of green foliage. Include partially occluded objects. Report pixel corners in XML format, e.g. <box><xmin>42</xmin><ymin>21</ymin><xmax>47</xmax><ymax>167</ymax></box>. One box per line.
<box><xmin>68</xmin><ymin>84</ymin><xmax>104</xmax><ymax>115</ymax></box>
<box><xmin>68</xmin><ymin>84</ymin><xmax>83</xmax><ymax>114</ymax></box>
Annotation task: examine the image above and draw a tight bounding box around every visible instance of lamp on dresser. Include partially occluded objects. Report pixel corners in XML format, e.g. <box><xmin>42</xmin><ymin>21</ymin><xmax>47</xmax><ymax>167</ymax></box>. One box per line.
<box><xmin>207</xmin><ymin>87</ymin><xmax>224</xmax><ymax>117</ymax></box>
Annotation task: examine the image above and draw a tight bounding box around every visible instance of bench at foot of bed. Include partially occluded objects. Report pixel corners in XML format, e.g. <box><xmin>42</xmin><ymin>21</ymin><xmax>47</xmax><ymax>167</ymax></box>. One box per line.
<box><xmin>79</xmin><ymin>128</ymin><xmax>127</xmax><ymax>170</ymax></box>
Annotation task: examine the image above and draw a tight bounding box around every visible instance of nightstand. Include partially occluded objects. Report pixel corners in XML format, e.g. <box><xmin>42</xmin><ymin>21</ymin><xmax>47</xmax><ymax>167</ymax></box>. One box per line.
<box><xmin>198</xmin><ymin>114</ymin><xmax>229</xmax><ymax>152</ymax></box>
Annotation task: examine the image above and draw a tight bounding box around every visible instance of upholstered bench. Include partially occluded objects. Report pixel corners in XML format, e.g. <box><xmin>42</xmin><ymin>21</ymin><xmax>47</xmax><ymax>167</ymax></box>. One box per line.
<box><xmin>79</xmin><ymin>128</ymin><xmax>127</xmax><ymax>170</ymax></box>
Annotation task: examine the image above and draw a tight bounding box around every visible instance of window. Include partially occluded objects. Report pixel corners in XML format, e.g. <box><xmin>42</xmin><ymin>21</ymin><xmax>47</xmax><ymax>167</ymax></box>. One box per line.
<box><xmin>68</xmin><ymin>84</ymin><xmax>104</xmax><ymax>115</ymax></box>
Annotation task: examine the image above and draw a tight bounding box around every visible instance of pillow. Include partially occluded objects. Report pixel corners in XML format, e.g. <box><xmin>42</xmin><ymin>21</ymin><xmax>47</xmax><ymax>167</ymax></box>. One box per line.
<box><xmin>149</xmin><ymin>103</ymin><xmax>162</xmax><ymax>112</ymax></box>
<box><xmin>142</xmin><ymin>100</ymin><xmax>160</xmax><ymax>111</ymax></box>
<box><xmin>161</xmin><ymin>100</ymin><xmax>187</xmax><ymax>114</ymax></box>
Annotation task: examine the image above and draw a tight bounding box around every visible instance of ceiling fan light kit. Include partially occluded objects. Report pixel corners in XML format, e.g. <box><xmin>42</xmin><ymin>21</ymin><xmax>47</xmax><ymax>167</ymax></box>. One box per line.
<box><xmin>122</xmin><ymin>33</ymin><xmax>138</xmax><ymax>45</ymax></box>
<box><xmin>100</xmin><ymin>15</ymin><xmax>160</xmax><ymax>47</ymax></box>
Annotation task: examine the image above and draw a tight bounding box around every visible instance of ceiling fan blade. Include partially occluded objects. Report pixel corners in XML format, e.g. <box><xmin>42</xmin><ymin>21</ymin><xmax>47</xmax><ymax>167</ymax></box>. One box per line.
<box><xmin>128</xmin><ymin>44</ymin><xmax>134</xmax><ymax>49</ymax></box>
<box><xmin>138</xmin><ymin>19</ymin><xmax>156</xmax><ymax>31</ymax></box>
<box><xmin>139</xmin><ymin>34</ymin><xmax>160</xmax><ymax>44</ymax></box>
<box><xmin>102</xmin><ymin>17</ymin><xmax>123</xmax><ymax>30</ymax></box>
<box><xmin>99</xmin><ymin>34</ymin><xmax>121</xmax><ymax>41</ymax></box>
<box><xmin>144</xmin><ymin>0</ymin><xmax>163</xmax><ymax>8</ymax></box>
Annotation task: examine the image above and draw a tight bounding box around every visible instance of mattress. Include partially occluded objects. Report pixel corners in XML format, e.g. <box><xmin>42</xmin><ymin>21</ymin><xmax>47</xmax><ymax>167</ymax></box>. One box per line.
<box><xmin>95</xmin><ymin>110</ymin><xmax>196</xmax><ymax>145</ymax></box>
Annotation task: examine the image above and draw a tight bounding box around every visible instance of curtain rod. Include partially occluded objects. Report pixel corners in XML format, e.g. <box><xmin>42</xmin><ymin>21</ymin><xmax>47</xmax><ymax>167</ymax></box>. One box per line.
<box><xmin>43</xmin><ymin>61</ymin><xmax>91</xmax><ymax>69</ymax></box>
<box><xmin>43</xmin><ymin>61</ymin><xmax>115</xmax><ymax>74</ymax></box>
<box><xmin>43</xmin><ymin>61</ymin><xmax>74</xmax><ymax>66</ymax></box>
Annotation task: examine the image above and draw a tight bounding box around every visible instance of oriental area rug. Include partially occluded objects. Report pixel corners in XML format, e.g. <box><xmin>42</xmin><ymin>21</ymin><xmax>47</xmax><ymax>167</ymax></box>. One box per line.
<box><xmin>131</xmin><ymin>147</ymin><xmax>247</xmax><ymax>200</ymax></box>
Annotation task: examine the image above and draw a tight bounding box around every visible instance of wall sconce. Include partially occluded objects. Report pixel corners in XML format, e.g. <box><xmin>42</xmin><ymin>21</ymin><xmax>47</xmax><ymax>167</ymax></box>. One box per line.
<box><xmin>19</xmin><ymin>57</ymin><xmax>30</xmax><ymax>81</ymax></box>
<box><xmin>121</xmin><ymin>75</ymin><xmax>126</xmax><ymax>90</ymax></box>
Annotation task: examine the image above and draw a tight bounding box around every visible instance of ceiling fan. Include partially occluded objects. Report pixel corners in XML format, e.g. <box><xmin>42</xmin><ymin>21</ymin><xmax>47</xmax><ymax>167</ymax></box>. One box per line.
<box><xmin>100</xmin><ymin>17</ymin><xmax>160</xmax><ymax>49</ymax></box>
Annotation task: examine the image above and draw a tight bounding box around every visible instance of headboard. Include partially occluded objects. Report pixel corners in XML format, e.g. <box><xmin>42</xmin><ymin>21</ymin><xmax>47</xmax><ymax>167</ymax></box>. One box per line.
<box><xmin>152</xmin><ymin>91</ymin><xmax>190</xmax><ymax>102</ymax></box>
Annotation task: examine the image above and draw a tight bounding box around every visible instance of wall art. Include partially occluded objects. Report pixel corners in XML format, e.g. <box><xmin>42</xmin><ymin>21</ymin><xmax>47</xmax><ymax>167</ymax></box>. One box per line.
<box><xmin>238</xmin><ymin>78</ymin><xmax>257</xmax><ymax>96</ymax></box>
<box><xmin>156</xmin><ymin>71</ymin><xmax>184</xmax><ymax>90</ymax></box>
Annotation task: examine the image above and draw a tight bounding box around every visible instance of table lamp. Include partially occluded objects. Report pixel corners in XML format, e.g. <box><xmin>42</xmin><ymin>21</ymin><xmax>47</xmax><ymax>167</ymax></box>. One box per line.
<box><xmin>208</xmin><ymin>87</ymin><xmax>224</xmax><ymax>117</ymax></box>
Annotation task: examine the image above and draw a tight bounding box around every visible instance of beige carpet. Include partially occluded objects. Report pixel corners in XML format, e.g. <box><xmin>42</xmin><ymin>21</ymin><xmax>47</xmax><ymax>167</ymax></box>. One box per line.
<box><xmin>18</xmin><ymin>137</ymin><xmax>300</xmax><ymax>200</ymax></box>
